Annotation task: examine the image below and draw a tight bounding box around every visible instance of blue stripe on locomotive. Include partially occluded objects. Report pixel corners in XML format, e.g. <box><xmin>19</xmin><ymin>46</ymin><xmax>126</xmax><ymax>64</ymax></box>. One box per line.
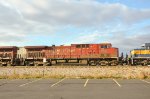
<box><xmin>132</xmin><ymin>54</ymin><xmax>150</xmax><ymax>58</ymax></box>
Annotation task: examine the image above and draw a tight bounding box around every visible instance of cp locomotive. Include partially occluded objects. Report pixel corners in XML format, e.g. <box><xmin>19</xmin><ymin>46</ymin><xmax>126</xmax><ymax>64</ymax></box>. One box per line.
<box><xmin>0</xmin><ymin>43</ymin><xmax>119</xmax><ymax>66</ymax></box>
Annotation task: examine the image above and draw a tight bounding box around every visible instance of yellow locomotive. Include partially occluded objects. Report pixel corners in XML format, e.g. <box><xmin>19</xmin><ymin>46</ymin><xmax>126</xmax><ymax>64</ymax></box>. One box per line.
<box><xmin>131</xmin><ymin>43</ymin><xmax>150</xmax><ymax>65</ymax></box>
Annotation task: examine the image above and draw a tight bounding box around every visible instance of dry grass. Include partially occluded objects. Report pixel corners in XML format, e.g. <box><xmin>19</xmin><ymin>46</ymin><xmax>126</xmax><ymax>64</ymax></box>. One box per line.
<box><xmin>0</xmin><ymin>66</ymin><xmax>150</xmax><ymax>79</ymax></box>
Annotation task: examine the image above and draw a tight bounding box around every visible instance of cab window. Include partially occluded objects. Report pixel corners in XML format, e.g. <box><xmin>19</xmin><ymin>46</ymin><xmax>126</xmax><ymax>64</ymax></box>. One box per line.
<box><xmin>101</xmin><ymin>45</ymin><xmax>108</xmax><ymax>48</ymax></box>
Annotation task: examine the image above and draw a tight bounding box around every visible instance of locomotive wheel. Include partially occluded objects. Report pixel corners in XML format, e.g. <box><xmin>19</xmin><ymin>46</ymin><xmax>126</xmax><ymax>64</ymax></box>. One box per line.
<box><xmin>43</xmin><ymin>63</ymin><xmax>48</xmax><ymax>66</ymax></box>
<box><xmin>111</xmin><ymin>63</ymin><xmax>117</xmax><ymax>66</ymax></box>
<box><xmin>108</xmin><ymin>62</ymin><xmax>111</xmax><ymax>66</ymax></box>
<box><xmin>7</xmin><ymin>64</ymin><xmax>11</xmax><ymax>66</ymax></box>
<box><xmin>110</xmin><ymin>61</ymin><xmax>117</xmax><ymax>66</ymax></box>
<box><xmin>96</xmin><ymin>61</ymin><xmax>100</xmax><ymax>66</ymax></box>
<box><xmin>25</xmin><ymin>62</ymin><xmax>30</xmax><ymax>66</ymax></box>
<box><xmin>141</xmin><ymin>60</ymin><xmax>148</xmax><ymax>66</ymax></box>
<box><xmin>99</xmin><ymin>61</ymin><xmax>108</xmax><ymax>66</ymax></box>
<box><xmin>142</xmin><ymin>63</ymin><xmax>147</xmax><ymax>66</ymax></box>
<box><xmin>34</xmin><ymin>63</ymin><xmax>38</xmax><ymax>66</ymax></box>
<box><xmin>89</xmin><ymin>60</ymin><xmax>96</xmax><ymax>66</ymax></box>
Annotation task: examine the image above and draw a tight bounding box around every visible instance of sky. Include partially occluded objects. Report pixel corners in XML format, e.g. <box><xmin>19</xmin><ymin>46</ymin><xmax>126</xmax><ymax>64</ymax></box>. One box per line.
<box><xmin>0</xmin><ymin>0</ymin><xmax>150</xmax><ymax>54</ymax></box>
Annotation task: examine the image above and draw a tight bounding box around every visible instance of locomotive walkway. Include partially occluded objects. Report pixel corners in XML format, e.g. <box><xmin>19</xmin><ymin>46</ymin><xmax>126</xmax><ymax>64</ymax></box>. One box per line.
<box><xmin>0</xmin><ymin>79</ymin><xmax>150</xmax><ymax>99</ymax></box>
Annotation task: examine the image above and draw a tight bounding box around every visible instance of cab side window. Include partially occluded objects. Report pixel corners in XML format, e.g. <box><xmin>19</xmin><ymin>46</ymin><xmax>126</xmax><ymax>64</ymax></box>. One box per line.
<box><xmin>101</xmin><ymin>45</ymin><xmax>107</xmax><ymax>48</ymax></box>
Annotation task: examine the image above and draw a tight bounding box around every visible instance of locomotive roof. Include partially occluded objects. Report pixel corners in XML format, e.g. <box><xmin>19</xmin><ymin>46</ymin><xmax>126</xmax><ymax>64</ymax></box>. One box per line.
<box><xmin>145</xmin><ymin>43</ymin><xmax>150</xmax><ymax>47</ymax></box>
<box><xmin>133</xmin><ymin>48</ymin><xmax>150</xmax><ymax>50</ymax></box>
<box><xmin>0</xmin><ymin>46</ymin><xmax>17</xmax><ymax>49</ymax></box>
<box><xmin>71</xmin><ymin>43</ymin><xmax>111</xmax><ymax>45</ymax></box>
<box><xmin>24</xmin><ymin>46</ymin><xmax>48</xmax><ymax>49</ymax></box>
<box><xmin>100</xmin><ymin>43</ymin><xmax>111</xmax><ymax>44</ymax></box>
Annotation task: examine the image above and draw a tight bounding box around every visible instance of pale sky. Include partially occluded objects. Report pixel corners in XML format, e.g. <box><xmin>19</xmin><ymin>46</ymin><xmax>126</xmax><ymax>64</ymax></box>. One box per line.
<box><xmin>0</xmin><ymin>0</ymin><xmax>150</xmax><ymax>53</ymax></box>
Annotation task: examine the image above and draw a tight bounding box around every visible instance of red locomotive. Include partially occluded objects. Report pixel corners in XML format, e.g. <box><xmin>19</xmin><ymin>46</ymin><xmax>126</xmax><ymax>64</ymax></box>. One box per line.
<box><xmin>0</xmin><ymin>46</ymin><xmax>17</xmax><ymax>66</ymax></box>
<box><xmin>0</xmin><ymin>43</ymin><xmax>119</xmax><ymax>66</ymax></box>
<box><xmin>45</xmin><ymin>43</ymin><xmax>119</xmax><ymax>66</ymax></box>
<box><xmin>24</xmin><ymin>46</ymin><xmax>47</xmax><ymax>66</ymax></box>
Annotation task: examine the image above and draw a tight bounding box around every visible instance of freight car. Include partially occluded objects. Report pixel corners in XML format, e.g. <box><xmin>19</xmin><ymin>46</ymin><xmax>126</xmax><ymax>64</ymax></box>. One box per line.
<box><xmin>0</xmin><ymin>46</ymin><xmax>17</xmax><ymax>66</ymax></box>
<box><xmin>131</xmin><ymin>43</ymin><xmax>150</xmax><ymax>66</ymax></box>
